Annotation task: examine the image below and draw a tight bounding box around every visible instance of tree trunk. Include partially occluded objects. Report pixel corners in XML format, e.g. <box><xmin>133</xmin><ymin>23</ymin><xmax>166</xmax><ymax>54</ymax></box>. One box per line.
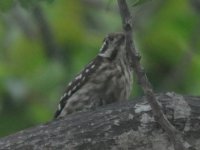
<box><xmin>0</xmin><ymin>92</ymin><xmax>199</xmax><ymax>150</ymax></box>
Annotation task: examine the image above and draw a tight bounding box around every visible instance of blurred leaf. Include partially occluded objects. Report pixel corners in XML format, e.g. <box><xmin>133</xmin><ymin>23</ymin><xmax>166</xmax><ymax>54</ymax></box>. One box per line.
<box><xmin>18</xmin><ymin>0</ymin><xmax>54</xmax><ymax>8</ymax></box>
<box><xmin>0</xmin><ymin>0</ymin><xmax>54</xmax><ymax>11</ymax></box>
<box><xmin>0</xmin><ymin>0</ymin><xmax>13</xmax><ymax>12</ymax></box>
<box><xmin>132</xmin><ymin>0</ymin><xmax>152</xmax><ymax>6</ymax></box>
<box><xmin>4</xmin><ymin>79</ymin><xmax>28</xmax><ymax>102</ymax></box>
<box><xmin>28</xmin><ymin>101</ymin><xmax>52</xmax><ymax>122</ymax></box>
<box><xmin>46</xmin><ymin>0</ymin><xmax>54</xmax><ymax>3</ymax></box>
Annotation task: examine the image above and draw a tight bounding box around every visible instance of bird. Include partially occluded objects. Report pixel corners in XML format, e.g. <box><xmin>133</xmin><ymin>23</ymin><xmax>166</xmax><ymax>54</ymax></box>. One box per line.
<box><xmin>54</xmin><ymin>32</ymin><xmax>133</xmax><ymax>119</ymax></box>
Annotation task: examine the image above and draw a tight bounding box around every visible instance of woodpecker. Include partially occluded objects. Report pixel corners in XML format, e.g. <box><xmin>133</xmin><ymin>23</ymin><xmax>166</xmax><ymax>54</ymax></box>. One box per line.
<box><xmin>54</xmin><ymin>32</ymin><xmax>133</xmax><ymax>119</ymax></box>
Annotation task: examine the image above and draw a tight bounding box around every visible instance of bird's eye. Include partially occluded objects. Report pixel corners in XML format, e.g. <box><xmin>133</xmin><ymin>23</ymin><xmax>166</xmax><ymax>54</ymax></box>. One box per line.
<box><xmin>109</xmin><ymin>37</ymin><xmax>114</xmax><ymax>42</ymax></box>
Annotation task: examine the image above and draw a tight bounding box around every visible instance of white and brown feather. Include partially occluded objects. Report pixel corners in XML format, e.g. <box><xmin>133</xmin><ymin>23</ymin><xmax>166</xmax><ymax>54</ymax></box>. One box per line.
<box><xmin>54</xmin><ymin>56</ymin><xmax>103</xmax><ymax>118</ymax></box>
<box><xmin>54</xmin><ymin>33</ymin><xmax>133</xmax><ymax>119</ymax></box>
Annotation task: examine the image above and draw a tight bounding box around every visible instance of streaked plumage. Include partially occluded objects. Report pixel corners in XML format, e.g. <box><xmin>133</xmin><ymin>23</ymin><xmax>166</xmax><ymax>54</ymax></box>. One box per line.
<box><xmin>54</xmin><ymin>33</ymin><xmax>133</xmax><ymax>119</ymax></box>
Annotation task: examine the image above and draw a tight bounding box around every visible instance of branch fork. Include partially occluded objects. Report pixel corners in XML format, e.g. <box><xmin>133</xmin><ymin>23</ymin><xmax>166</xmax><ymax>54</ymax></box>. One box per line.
<box><xmin>117</xmin><ymin>0</ymin><xmax>196</xmax><ymax>149</ymax></box>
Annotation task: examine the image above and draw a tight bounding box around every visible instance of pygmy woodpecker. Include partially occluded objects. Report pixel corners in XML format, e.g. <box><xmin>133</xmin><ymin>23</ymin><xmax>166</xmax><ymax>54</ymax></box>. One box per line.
<box><xmin>54</xmin><ymin>32</ymin><xmax>133</xmax><ymax>119</ymax></box>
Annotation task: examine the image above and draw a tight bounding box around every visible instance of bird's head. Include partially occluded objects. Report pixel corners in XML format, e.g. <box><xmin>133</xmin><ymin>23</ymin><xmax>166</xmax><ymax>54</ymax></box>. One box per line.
<box><xmin>98</xmin><ymin>32</ymin><xmax>126</xmax><ymax>60</ymax></box>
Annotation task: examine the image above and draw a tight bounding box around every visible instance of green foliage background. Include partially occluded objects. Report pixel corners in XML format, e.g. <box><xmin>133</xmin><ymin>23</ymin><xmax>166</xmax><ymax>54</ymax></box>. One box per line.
<box><xmin>0</xmin><ymin>0</ymin><xmax>199</xmax><ymax>137</ymax></box>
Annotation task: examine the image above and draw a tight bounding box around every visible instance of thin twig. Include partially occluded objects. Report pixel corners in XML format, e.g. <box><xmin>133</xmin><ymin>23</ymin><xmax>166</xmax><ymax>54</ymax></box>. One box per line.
<box><xmin>117</xmin><ymin>0</ymin><xmax>195</xmax><ymax>150</ymax></box>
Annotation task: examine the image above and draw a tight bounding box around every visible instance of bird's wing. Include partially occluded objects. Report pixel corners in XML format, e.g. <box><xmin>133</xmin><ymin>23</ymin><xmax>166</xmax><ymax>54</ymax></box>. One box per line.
<box><xmin>54</xmin><ymin>56</ymin><xmax>103</xmax><ymax>118</ymax></box>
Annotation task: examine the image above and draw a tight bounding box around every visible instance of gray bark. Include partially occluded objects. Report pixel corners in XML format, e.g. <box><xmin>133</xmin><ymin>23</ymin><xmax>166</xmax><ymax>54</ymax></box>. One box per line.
<box><xmin>0</xmin><ymin>92</ymin><xmax>200</xmax><ymax>150</ymax></box>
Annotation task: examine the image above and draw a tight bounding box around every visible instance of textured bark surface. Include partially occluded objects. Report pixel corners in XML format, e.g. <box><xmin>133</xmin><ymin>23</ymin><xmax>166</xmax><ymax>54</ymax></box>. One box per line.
<box><xmin>0</xmin><ymin>92</ymin><xmax>200</xmax><ymax>150</ymax></box>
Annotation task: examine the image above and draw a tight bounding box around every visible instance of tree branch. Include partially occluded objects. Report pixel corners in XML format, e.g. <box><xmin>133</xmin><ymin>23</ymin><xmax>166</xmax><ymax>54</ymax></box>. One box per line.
<box><xmin>32</xmin><ymin>4</ymin><xmax>62</xmax><ymax>61</ymax></box>
<box><xmin>117</xmin><ymin>0</ymin><xmax>196</xmax><ymax>149</ymax></box>
<box><xmin>0</xmin><ymin>93</ymin><xmax>199</xmax><ymax>150</ymax></box>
